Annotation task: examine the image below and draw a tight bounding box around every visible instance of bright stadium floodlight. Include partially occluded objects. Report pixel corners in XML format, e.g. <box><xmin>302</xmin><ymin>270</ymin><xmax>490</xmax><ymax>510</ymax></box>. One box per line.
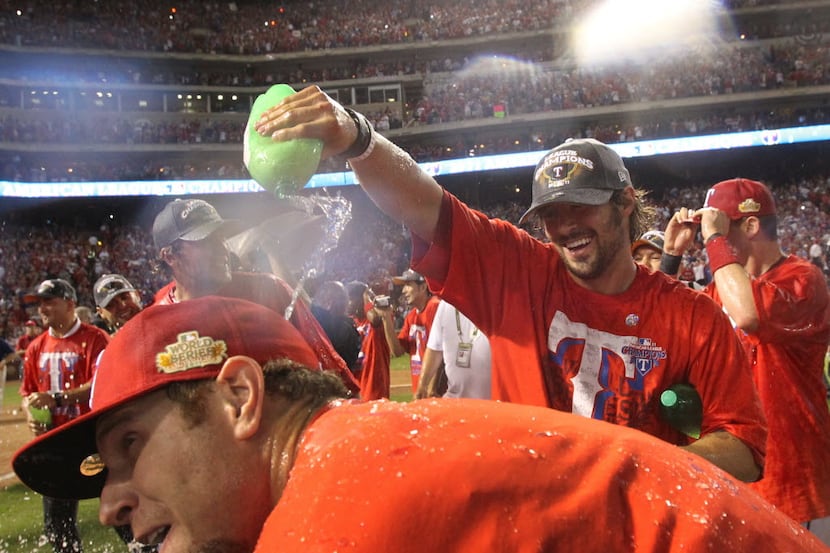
<box><xmin>571</xmin><ymin>0</ymin><xmax>725</xmax><ymax>66</ymax></box>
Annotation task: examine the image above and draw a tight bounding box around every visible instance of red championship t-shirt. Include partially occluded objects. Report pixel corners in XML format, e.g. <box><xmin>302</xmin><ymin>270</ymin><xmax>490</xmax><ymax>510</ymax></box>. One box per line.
<box><xmin>256</xmin><ymin>399</ymin><xmax>823</xmax><ymax>553</ymax></box>
<box><xmin>20</xmin><ymin>321</ymin><xmax>109</xmax><ymax>427</ymax></box>
<box><xmin>353</xmin><ymin>310</ymin><xmax>391</xmax><ymax>401</ymax></box>
<box><xmin>707</xmin><ymin>254</ymin><xmax>830</xmax><ymax>522</ymax></box>
<box><xmin>411</xmin><ymin>192</ymin><xmax>767</xmax><ymax>460</ymax></box>
<box><xmin>397</xmin><ymin>295</ymin><xmax>440</xmax><ymax>393</ymax></box>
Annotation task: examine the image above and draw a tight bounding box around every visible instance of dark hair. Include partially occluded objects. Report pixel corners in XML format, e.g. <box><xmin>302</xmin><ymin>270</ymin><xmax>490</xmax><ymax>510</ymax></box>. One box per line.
<box><xmin>166</xmin><ymin>359</ymin><xmax>349</xmax><ymax>426</ymax></box>
<box><xmin>151</xmin><ymin>243</ymin><xmax>178</xmax><ymax>280</ymax></box>
<box><xmin>756</xmin><ymin>214</ymin><xmax>779</xmax><ymax>240</ymax></box>
<box><xmin>611</xmin><ymin>188</ymin><xmax>657</xmax><ymax>243</ymax></box>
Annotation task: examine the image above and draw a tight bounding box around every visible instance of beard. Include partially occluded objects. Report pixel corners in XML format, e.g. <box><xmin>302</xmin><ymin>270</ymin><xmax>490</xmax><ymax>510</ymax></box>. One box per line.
<box><xmin>559</xmin><ymin>206</ymin><xmax>629</xmax><ymax>281</ymax></box>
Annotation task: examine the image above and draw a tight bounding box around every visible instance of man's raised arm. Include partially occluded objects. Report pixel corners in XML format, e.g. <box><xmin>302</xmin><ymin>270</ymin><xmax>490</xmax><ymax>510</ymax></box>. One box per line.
<box><xmin>254</xmin><ymin>85</ymin><xmax>444</xmax><ymax>243</ymax></box>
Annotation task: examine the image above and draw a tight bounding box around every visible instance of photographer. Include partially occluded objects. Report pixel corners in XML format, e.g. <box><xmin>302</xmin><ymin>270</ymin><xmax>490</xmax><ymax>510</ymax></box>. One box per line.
<box><xmin>346</xmin><ymin>281</ymin><xmax>391</xmax><ymax>400</ymax></box>
<box><xmin>375</xmin><ymin>269</ymin><xmax>440</xmax><ymax>396</ymax></box>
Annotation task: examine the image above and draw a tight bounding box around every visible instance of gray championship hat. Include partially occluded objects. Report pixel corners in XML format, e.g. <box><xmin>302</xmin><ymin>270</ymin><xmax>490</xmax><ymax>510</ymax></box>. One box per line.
<box><xmin>152</xmin><ymin>199</ymin><xmax>243</xmax><ymax>251</ymax></box>
<box><xmin>93</xmin><ymin>274</ymin><xmax>137</xmax><ymax>309</ymax></box>
<box><xmin>631</xmin><ymin>230</ymin><xmax>665</xmax><ymax>254</ymax></box>
<box><xmin>23</xmin><ymin>279</ymin><xmax>77</xmax><ymax>304</ymax></box>
<box><xmin>518</xmin><ymin>138</ymin><xmax>632</xmax><ymax>225</ymax></box>
<box><xmin>392</xmin><ymin>269</ymin><xmax>426</xmax><ymax>286</ymax></box>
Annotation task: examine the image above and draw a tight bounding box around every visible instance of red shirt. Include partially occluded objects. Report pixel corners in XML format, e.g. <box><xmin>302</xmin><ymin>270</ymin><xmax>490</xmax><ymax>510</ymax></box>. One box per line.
<box><xmin>15</xmin><ymin>333</ymin><xmax>39</xmax><ymax>353</ymax></box>
<box><xmin>154</xmin><ymin>272</ymin><xmax>360</xmax><ymax>396</ymax></box>
<box><xmin>257</xmin><ymin>399</ymin><xmax>823</xmax><ymax>553</ymax></box>
<box><xmin>353</xmin><ymin>310</ymin><xmax>391</xmax><ymax>400</ymax></box>
<box><xmin>20</xmin><ymin>321</ymin><xmax>109</xmax><ymax>427</ymax></box>
<box><xmin>707</xmin><ymin>254</ymin><xmax>830</xmax><ymax>522</ymax></box>
<box><xmin>397</xmin><ymin>295</ymin><xmax>440</xmax><ymax>393</ymax></box>
<box><xmin>412</xmin><ymin>192</ymin><xmax>766</xmax><ymax>460</ymax></box>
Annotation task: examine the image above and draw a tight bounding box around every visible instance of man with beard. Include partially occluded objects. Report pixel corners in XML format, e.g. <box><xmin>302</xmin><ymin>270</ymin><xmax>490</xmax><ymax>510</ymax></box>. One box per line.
<box><xmin>252</xmin><ymin>87</ymin><xmax>767</xmax><ymax>483</ymax></box>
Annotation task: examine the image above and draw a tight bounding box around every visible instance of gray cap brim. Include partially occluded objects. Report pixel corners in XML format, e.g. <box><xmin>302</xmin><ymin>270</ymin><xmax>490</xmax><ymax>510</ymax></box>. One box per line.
<box><xmin>178</xmin><ymin>219</ymin><xmax>244</xmax><ymax>243</ymax></box>
<box><xmin>518</xmin><ymin>188</ymin><xmax>614</xmax><ymax>225</ymax></box>
<box><xmin>98</xmin><ymin>288</ymin><xmax>137</xmax><ymax>309</ymax></box>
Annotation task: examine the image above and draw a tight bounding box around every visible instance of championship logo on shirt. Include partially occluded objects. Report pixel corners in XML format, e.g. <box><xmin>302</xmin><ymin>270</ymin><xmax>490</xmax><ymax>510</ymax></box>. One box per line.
<box><xmin>621</xmin><ymin>338</ymin><xmax>666</xmax><ymax>377</ymax></box>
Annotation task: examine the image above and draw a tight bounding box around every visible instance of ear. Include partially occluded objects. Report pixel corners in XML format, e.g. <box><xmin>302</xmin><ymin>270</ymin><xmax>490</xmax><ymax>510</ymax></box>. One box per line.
<box><xmin>619</xmin><ymin>186</ymin><xmax>636</xmax><ymax>216</ymax></box>
<box><xmin>743</xmin><ymin>216</ymin><xmax>761</xmax><ymax>239</ymax></box>
<box><xmin>214</xmin><ymin>355</ymin><xmax>265</xmax><ymax>440</ymax></box>
<box><xmin>159</xmin><ymin>246</ymin><xmax>176</xmax><ymax>268</ymax></box>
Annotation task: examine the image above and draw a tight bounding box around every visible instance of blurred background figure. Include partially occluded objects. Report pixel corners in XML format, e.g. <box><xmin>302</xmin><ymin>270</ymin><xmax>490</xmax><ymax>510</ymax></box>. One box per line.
<box><xmin>631</xmin><ymin>230</ymin><xmax>665</xmax><ymax>272</ymax></box>
<box><xmin>346</xmin><ymin>280</ymin><xmax>391</xmax><ymax>400</ymax></box>
<box><xmin>418</xmin><ymin>300</ymin><xmax>491</xmax><ymax>400</ymax></box>
<box><xmin>91</xmin><ymin>274</ymin><xmax>144</xmax><ymax>335</ymax></box>
<box><xmin>377</xmin><ymin>269</ymin><xmax>440</xmax><ymax>396</ymax></box>
<box><xmin>311</xmin><ymin>280</ymin><xmax>361</xmax><ymax>373</ymax></box>
<box><xmin>19</xmin><ymin>279</ymin><xmax>110</xmax><ymax>553</ymax></box>
<box><xmin>74</xmin><ymin>305</ymin><xmax>94</xmax><ymax>325</ymax></box>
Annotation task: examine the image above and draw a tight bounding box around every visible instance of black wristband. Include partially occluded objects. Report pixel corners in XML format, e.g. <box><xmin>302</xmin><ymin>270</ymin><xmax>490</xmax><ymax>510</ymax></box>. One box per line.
<box><xmin>704</xmin><ymin>232</ymin><xmax>723</xmax><ymax>245</ymax></box>
<box><xmin>341</xmin><ymin>108</ymin><xmax>373</xmax><ymax>160</ymax></box>
<box><xmin>52</xmin><ymin>392</ymin><xmax>64</xmax><ymax>408</ymax></box>
<box><xmin>659</xmin><ymin>253</ymin><xmax>683</xmax><ymax>275</ymax></box>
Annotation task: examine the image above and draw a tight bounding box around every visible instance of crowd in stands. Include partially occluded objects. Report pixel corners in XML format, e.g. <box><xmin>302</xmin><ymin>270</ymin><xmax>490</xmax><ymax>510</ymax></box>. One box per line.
<box><xmin>1</xmin><ymin>0</ymin><xmax>824</xmax><ymax>56</ymax></box>
<box><xmin>2</xmin><ymin>33</ymin><xmax>828</xmax><ymax>182</ymax></box>
<box><xmin>1</xmin><ymin>0</ymin><xmax>828</xmax><ymax>188</ymax></box>
<box><xmin>3</xmin><ymin>168</ymin><xmax>830</xmax><ymax>349</ymax></box>
<box><xmin>3</xmin><ymin>102</ymin><xmax>826</xmax><ymax>183</ymax></box>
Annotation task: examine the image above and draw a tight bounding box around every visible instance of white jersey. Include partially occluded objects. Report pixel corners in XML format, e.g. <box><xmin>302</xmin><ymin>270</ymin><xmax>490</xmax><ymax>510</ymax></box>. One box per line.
<box><xmin>427</xmin><ymin>300</ymin><xmax>491</xmax><ymax>399</ymax></box>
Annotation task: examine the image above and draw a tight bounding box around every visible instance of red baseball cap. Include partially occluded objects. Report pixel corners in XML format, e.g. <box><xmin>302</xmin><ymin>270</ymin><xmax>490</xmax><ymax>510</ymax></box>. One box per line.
<box><xmin>13</xmin><ymin>296</ymin><xmax>320</xmax><ymax>500</ymax></box>
<box><xmin>703</xmin><ymin>178</ymin><xmax>776</xmax><ymax>220</ymax></box>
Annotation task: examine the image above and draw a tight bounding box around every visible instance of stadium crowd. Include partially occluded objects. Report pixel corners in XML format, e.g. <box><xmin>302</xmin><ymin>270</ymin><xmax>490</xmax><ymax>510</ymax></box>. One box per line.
<box><xmin>1</xmin><ymin>0</ymin><xmax>825</xmax><ymax>55</ymax></box>
<box><xmin>3</xmin><ymin>102</ymin><xmax>828</xmax><ymax>183</ymax></box>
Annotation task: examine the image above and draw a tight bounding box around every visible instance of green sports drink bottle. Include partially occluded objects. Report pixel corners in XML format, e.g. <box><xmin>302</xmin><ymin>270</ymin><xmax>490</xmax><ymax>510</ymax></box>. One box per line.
<box><xmin>659</xmin><ymin>383</ymin><xmax>702</xmax><ymax>439</ymax></box>
<box><xmin>29</xmin><ymin>405</ymin><xmax>52</xmax><ymax>427</ymax></box>
<box><xmin>244</xmin><ymin>84</ymin><xmax>323</xmax><ymax>197</ymax></box>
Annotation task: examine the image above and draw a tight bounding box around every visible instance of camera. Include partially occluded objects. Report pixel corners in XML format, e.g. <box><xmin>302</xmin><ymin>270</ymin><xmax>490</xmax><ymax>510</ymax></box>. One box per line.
<box><xmin>373</xmin><ymin>295</ymin><xmax>391</xmax><ymax>308</ymax></box>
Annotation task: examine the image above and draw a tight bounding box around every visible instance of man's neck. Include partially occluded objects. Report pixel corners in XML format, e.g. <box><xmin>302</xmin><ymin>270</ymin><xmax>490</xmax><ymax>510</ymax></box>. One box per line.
<box><xmin>173</xmin><ymin>281</ymin><xmax>220</xmax><ymax>302</ymax></box>
<box><xmin>50</xmin><ymin>317</ymin><xmax>79</xmax><ymax>338</ymax></box>
<box><xmin>744</xmin><ymin>242</ymin><xmax>785</xmax><ymax>277</ymax></box>
<box><xmin>571</xmin><ymin>258</ymin><xmax>639</xmax><ymax>296</ymax></box>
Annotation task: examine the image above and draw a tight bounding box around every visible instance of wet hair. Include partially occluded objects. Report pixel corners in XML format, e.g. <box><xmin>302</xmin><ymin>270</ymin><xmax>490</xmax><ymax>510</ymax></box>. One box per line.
<box><xmin>611</xmin><ymin>188</ymin><xmax>657</xmax><ymax>243</ymax></box>
<box><xmin>151</xmin><ymin>243</ymin><xmax>177</xmax><ymax>280</ymax></box>
<box><xmin>166</xmin><ymin>359</ymin><xmax>349</xmax><ymax>427</ymax></box>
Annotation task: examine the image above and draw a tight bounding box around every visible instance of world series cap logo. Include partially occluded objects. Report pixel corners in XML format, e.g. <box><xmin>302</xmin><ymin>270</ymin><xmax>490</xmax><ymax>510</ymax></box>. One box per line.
<box><xmin>737</xmin><ymin>198</ymin><xmax>761</xmax><ymax>214</ymax></box>
<box><xmin>156</xmin><ymin>331</ymin><xmax>228</xmax><ymax>373</ymax></box>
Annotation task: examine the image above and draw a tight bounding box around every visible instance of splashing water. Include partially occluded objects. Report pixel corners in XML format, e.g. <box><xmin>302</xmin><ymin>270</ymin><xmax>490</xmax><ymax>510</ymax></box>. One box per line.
<box><xmin>283</xmin><ymin>192</ymin><xmax>352</xmax><ymax>320</ymax></box>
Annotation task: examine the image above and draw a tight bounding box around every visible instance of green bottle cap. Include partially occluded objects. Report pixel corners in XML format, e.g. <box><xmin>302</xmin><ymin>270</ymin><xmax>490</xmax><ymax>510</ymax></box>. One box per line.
<box><xmin>244</xmin><ymin>84</ymin><xmax>323</xmax><ymax>197</ymax></box>
<box><xmin>660</xmin><ymin>389</ymin><xmax>679</xmax><ymax>408</ymax></box>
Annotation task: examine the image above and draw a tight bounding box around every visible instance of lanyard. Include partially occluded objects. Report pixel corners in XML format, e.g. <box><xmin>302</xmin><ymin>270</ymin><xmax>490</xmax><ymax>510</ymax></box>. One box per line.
<box><xmin>455</xmin><ymin>308</ymin><xmax>479</xmax><ymax>345</ymax></box>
